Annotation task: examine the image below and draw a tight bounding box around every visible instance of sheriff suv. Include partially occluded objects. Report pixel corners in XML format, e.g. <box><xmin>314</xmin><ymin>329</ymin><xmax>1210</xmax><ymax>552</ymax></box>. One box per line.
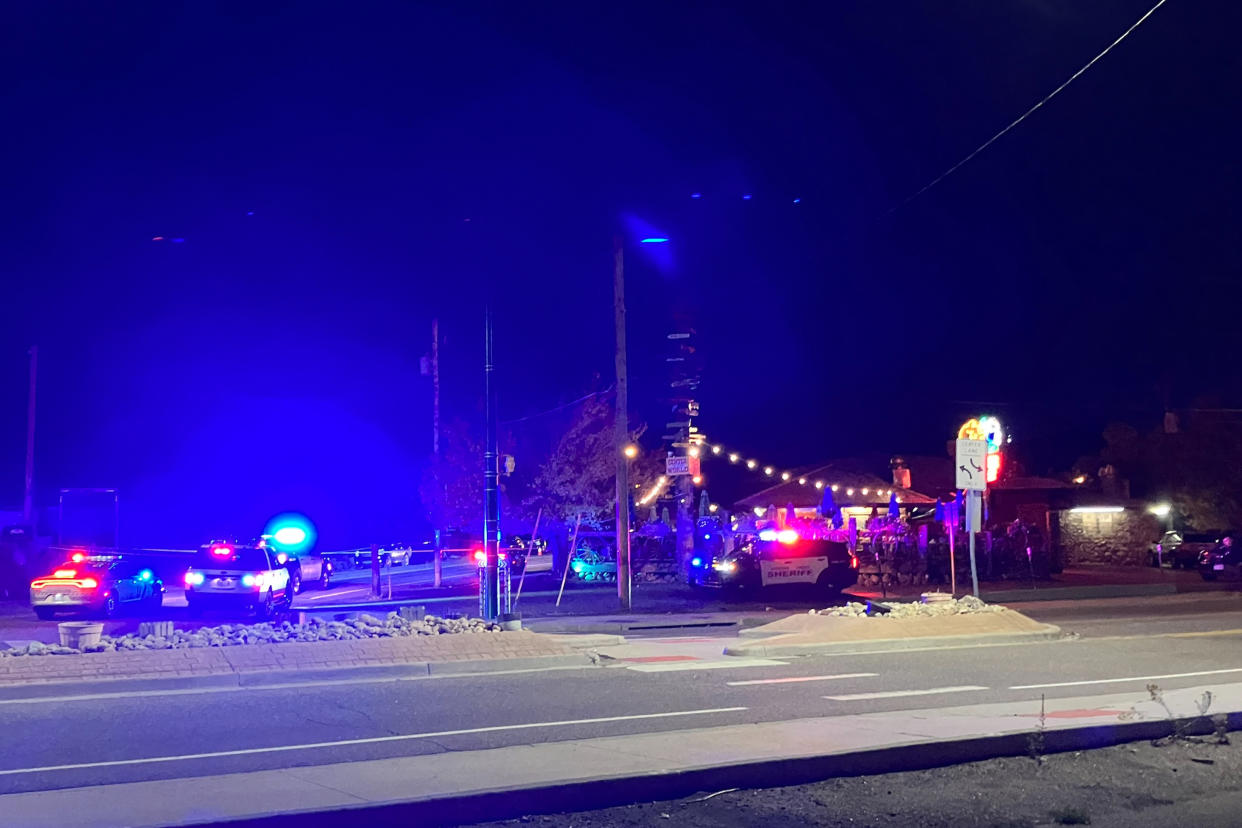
<box><xmin>184</xmin><ymin>542</ymin><xmax>292</xmax><ymax>618</ymax></box>
<box><xmin>689</xmin><ymin>531</ymin><xmax>859</xmax><ymax>594</ymax></box>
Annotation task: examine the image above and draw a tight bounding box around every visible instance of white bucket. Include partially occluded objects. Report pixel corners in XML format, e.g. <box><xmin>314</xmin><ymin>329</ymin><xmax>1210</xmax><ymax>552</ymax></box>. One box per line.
<box><xmin>58</xmin><ymin>621</ymin><xmax>104</xmax><ymax>649</ymax></box>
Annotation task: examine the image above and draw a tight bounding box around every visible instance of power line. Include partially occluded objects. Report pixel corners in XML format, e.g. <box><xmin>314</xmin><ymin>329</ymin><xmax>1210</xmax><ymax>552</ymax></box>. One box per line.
<box><xmin>892</xmin><ymin>0</ymin><xmax>1170</xmax><ymax>212</ymax></box>
<box><xmin>500</xmin><ymin>387</ymin><xmax>612</xmax><ymax>426</ymax></box>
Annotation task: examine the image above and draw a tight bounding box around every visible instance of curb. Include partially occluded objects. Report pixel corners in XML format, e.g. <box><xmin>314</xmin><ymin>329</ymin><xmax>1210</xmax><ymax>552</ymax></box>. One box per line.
<box><xmin>0</xmin><ymin>652</ymin><xmax>596</xmax><ymax>701</ymax></box>
<box><xmin>722</xmin><ymin>624</ymin><xmax>1063</xmax><ymax>657</ymax></box>
<box><xmin>205</xmin><ymin>710</ymin><xmax>1242</xmax><ymax>827</ymax></box>
<box><xmin>842</xmin><ymin>583</ymin><xmax>1184</xmax><ymax>604</ymax></box>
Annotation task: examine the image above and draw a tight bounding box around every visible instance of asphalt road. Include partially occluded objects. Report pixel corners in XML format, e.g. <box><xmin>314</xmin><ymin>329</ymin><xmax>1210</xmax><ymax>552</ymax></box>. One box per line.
<box><xmin>2</xmin><ymin>594</ymin><xmax>1241</xmax><ymax>799</ymax></box>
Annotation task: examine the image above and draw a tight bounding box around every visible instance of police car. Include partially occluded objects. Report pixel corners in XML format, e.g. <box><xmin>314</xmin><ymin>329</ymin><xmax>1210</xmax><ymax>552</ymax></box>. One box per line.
<box><xmin>184</xmin><ymin>541</ymin><xmax>292</xmax><ymax>618</ymax></box>
<box><xmin>689</xmin><ymin>529</ymin><xmax>858</xmax><ymax>593</ymax></box>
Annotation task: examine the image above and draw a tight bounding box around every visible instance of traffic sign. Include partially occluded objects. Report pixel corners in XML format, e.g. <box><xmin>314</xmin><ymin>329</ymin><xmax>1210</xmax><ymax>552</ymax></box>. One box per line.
<box><xmin>665</xmin><ymin>455</ymin><xmax>701</xmax><ymax>476</ymax></box>
<box><xmin>955</xmin><ymin>439</ymin><xmax>988</xmax><ymax>491</ymax></box>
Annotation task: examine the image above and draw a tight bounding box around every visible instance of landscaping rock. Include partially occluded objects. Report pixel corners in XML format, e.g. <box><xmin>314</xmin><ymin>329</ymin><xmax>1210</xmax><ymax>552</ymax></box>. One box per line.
<box><xmin>0</xmin><ymin>613</ymin><xmax>504</xmax><ymax>657</ymax></box>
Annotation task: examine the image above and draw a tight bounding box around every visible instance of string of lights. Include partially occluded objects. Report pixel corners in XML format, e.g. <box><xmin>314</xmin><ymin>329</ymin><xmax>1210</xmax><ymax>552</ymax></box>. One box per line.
<box><xmin>692</xmin><ymin>442</ymin><xmax>902</xmax><ymax>501</ymax></box>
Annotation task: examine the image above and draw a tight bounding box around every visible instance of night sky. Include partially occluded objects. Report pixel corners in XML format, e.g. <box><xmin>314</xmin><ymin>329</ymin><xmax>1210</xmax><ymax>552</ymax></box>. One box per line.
<box><xmin>2</xmin><ymin>1</ymin><xmax>1238</xmax><ymax>547</ymax></box>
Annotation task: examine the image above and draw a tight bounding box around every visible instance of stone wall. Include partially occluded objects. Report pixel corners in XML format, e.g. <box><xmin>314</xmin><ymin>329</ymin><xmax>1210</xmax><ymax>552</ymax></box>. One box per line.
<box><xmin>1054</xmin><ymin>509</ymin><xmax>1160</xmax><ymax>567</ymax></box>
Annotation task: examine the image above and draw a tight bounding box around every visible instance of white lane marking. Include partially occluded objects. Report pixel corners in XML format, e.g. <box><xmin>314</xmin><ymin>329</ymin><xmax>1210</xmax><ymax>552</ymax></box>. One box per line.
<box><xmin>727</xmin><ymin>672</ymin><xmax>878</xmax><ymax>686</ymax></box>
<box><xmin>1010</xmin><ymin>668</ymin><xmax>1242</xmax><ymax>690</ymax></box>
<box><xmin>0</xmin><ymin>706</ymin><xmax>749</xmax><ymax>776</ymax></box>
<box><xmin>824</xmin><ymin>685</ymin><xmax>988</xmax><ymax>701</ymax></box>
<box><xmin>625</xmin><ymin>659</ymin><xmax>785</xmax><ymax>673</ymax></box>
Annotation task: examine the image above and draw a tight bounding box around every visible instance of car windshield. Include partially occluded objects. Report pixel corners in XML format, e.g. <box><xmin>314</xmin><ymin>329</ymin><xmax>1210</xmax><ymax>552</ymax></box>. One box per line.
<box><xmin>192</xmin><ymin>547</ymin><xmax>270</xmax><ymax>570</ymax></box>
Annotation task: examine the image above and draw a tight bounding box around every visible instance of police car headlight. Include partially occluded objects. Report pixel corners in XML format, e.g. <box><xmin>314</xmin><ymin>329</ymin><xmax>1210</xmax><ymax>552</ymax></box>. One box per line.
<box><xmin>712</xmin><ymin>561</ymin><xmax>737</xmax><ymax>573</ymax></box>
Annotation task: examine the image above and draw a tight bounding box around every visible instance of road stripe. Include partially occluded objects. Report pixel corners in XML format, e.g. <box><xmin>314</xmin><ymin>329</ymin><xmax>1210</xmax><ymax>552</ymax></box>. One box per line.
<box><xmin>1010</xmin><ymin>668</ymin><xmax>1242</xmax><ymax>690</ymax></box>
<box><xmin>0</xmin><ymin>706</ymin><xmax>749</xmax><ymax>776</ymax></box>
<box><xmin>824</xmin><ymin>685</ymin><xmax>988</xmax><ymax>701</ymax></box>
<box><xmin>626</xmin><ymin>658</ymin><xmax>785</xmax><ymax>673</ymax></box>
<box><xmin>727</xmin><ymin>672</ymin><xmax>878</xmax><ymax>686</ymax></box>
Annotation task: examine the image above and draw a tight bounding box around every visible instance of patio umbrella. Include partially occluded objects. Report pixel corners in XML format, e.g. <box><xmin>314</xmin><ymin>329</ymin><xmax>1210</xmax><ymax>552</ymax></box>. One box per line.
<box><xmin>699</xmin><ymin>490</ymin><xmax>711</xmax><ymax>518</ymax></box>
<box><xmin>832</xmin><ymin>507</ymin><xmax>845</xmax><ymax>529</ymax></box>
<box><xmin>888</xmin><ymin>490</ymin><xmax>899</xmax><ymax>517</ymax></box>
<box><xmin>819</xmin><ymin>486</ymin><xmax>836</xmax><ymax>517</ymax></box>
<box><xmin>785</xmin><ymin>502</ymin><xmax>797</xmax><ymax>526</ymax></box>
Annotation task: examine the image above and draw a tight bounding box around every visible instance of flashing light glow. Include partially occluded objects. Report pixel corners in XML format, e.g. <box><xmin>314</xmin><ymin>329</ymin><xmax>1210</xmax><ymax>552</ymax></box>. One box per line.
<box><xmin>758</xmin><ymin>529</ymin><xmax>778</xmax><ymax>541</ymax></box>
<box><xmin>276</xmin><ymin>553</ymin><xmax>288</xmax><ymax>565</ymax></box>
<box><xmin>640</xmin><ymin>237</ymin><xmax>669</xmax><ymax>244</ymax></box>
<box><xmin>691</xmin><ymin>557</ymin><xmax>703</xmax><ymax>567</ymax></box>
<box><xmin>211</xmin><ymin>545</ymin><xmax>233</xmax><ymax>556</ymax></box>
<box><xmin>53</xmin><ymin>569</ymin><xmax>76</xmax><ymax>579</ymax></box>
<box><xmin>242</xmin><ymin>574</ymin><xmax>257</xmax><ymax>587</ymax></box>
<box><xmin>185</xmin><ymin>572</ymin><xmax>205</xmax><ymax>586</ymax></box>
<box><xmin>70</xmin><ymin>552</ymin><xmax>86</xmax><ymax>563</ymax></box>
<box><xmin>273</xmin><ymin>527</ymin><xmax>307</xmax><ymax>547</ymax></box>
<box><xmin>80</xmin><ymin>578</ymin><xmax>98</xmax><ymax>589</ymax></box>
<box><xmin>474</xmin><ymin>550</ymin><xmax>486</xmax><ymax>565</ymax></box>
<box><xmin>1070</xmin><ymin>506</ymin><xmax>1124</xmax><ymax>514</ymax></box>
<box><xmin>571</xmin><ymin>560</ymin><xmax>584</xmax><ymax>573</ymax></box>
<box><xmin>713</xmin><ymin>560</ymin><xmax>737</xmax><ymax>572</ymax></box>
<box><xmin>138</xmin><ymin>570</ymin><xmax>153</xmax><ymax>581</ymax></box>
<box><xmin>850</xmin><ymin>556</ymin><xmax>859</xmax><ymax>569</ymax></box>
<box><xmin>776</xmin><ymin>529</ymin><xmax>799</xmax><ymax>544</ymax></box>
<box><xmin>986</xmin><ymin>452</ymin><xmax>1002</xmax><ymax>484</ymax></box>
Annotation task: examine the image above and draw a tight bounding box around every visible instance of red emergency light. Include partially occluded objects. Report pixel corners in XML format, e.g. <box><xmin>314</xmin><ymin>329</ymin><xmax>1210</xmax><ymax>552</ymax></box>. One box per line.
<box><xmin>211</xmin><ymin>545</ymin><xmax>233</xmax><ymax>556</ymax></box>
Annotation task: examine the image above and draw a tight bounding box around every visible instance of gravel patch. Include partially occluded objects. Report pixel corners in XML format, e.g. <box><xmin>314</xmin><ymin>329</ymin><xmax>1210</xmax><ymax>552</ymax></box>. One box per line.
<box><xmin>0</xmin><ymin>613</ymin><xmax>500</xmax><ymax>656</ymax></box>
<box><xmin>817</xmin><ymin>595</ymin><xmax>1009</xmax><ymax>618</ymax></box>
<box><xmin>474</xmin><ymin>736</ymin><xmax>1242</xmax><ymax>827</ymax></box>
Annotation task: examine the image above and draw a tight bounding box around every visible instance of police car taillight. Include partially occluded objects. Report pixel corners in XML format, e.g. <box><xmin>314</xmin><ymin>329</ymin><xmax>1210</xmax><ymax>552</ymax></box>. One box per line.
<box><xmin>211</xmin><ymin>545</ymin><xmax>233</xmax><ymax>557</ymax></box>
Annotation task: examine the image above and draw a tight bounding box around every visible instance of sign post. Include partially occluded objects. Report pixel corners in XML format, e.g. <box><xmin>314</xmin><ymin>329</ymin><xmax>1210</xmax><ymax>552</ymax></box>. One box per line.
<box><xmin>956</xmin><ymin>439</ymin><xmax>987</xmax><ymax>598</ymax></box>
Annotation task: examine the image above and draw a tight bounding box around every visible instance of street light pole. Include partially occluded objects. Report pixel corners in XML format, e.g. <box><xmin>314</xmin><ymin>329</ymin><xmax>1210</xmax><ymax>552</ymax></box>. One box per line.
<box><xmin>613</xmin><ymin>236</ymin><xmax>632</xmax><ymax>610</ymax></box>
<box><xmin>482</xmin><ymin>305</ymin><xmax>501</xmax><ymax>620</ymax></box>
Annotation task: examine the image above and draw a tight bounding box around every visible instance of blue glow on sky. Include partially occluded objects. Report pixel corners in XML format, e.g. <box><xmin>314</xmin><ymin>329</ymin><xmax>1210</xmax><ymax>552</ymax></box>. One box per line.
<box><xmin>640</xmin><ymin>237</ymin><xmax>669</xmax><ymax>244</ymax></box>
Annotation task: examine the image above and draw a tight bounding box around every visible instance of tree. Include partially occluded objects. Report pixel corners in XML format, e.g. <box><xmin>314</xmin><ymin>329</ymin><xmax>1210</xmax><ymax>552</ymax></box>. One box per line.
<box><xmin>524</xmin><ymin>393</ymin><xmax>660</xmax><ymax>528</ymax></box>
<box><xmin>417</xmin><ymin>418</ymin><xmax>484</xmax><ymax>531</ymax></box>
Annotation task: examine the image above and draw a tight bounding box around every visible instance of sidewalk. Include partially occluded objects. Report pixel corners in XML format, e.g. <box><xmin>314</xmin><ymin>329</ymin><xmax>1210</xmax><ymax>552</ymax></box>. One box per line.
<box><xmin>5</xmin><ymin>681</ymin><xmax>1239</xmax><ymax>827</ymax></box>
<box><xmin>0</xmin><ymin>630</ymin><xmax>591</xmax><ymax>699</ymax></box>
<box><xmin>847</xmin><ymin>564</ymin><xmax>1240</xmax><ymax>603</ymax></box>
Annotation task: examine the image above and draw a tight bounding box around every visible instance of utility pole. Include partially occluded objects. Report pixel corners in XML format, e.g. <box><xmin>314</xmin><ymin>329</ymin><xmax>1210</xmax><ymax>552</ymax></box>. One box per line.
<box><xmin>431</xmin><ymin>319</ymin><xmax>443</xmax><ymax>588</ymax></box>
<box><xmin>23</xmin><ymin>346</ymin><xmax>37</xmax><ymax>528</ymax></box>
<box><xmin>613</xmin><ymin>237</ymin><xmax>632</xmax><ymax>610</ymax></box>
<box><xmin>481</xmin><ymin>306</ymin><xmax>501</xmax><ymax>620</ymax></box>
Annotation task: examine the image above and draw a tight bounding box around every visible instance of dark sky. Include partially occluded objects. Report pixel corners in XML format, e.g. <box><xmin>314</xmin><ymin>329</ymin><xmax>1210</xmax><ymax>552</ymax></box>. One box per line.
<box><xmin>2</xmin><ymin>1</ymin><xmax>1239</xmax><ymax>546</ymax></box>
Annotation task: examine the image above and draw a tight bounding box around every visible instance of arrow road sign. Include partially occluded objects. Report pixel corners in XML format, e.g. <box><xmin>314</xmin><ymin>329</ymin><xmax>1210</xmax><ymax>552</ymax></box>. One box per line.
<box><xmin>956</xmin><ymin>439</ymin><xmax>988</xmax><ymax>491</ymax></box>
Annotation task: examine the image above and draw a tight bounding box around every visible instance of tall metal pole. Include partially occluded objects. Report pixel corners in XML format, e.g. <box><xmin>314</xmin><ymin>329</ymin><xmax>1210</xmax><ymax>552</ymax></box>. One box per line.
<box><xmin>432</xmin><ymin>319</ymin><xmax>443</xmax><ymax>589</ymax></box>
<box><xmin>22</xmin><ymin>346</ymin><xmax>37</xmax><ymax>528</ymax></box>
<box><xmin>482</xmin><ymin>306</ymin><xmax>501</xmax><ymax>620</ymax></box>
<box><xmin>613</xmin><ymin>237</ymin><xmax>632</xmax><ymax>610</ymax></box>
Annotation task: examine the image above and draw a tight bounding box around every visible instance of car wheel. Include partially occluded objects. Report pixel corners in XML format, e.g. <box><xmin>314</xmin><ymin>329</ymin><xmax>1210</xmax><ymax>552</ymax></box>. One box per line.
<box><xmin>258</xmin><ymin>589</ymin><xmax>276</xmax><ymax>619</ymax></box>
<box><xmin>289</xmin><ymin>570</ymin><xmax>302</xmax><ymax>596</ymax></box>
<box><xmin>319</xmin><ymin>565</ymin><xmax>331</xmax><ymax>590</ymax></box>
<box><xmin>34</xmin><ymin>607</ymin><xmax>55</xmax><ymax>621</ymax></box>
